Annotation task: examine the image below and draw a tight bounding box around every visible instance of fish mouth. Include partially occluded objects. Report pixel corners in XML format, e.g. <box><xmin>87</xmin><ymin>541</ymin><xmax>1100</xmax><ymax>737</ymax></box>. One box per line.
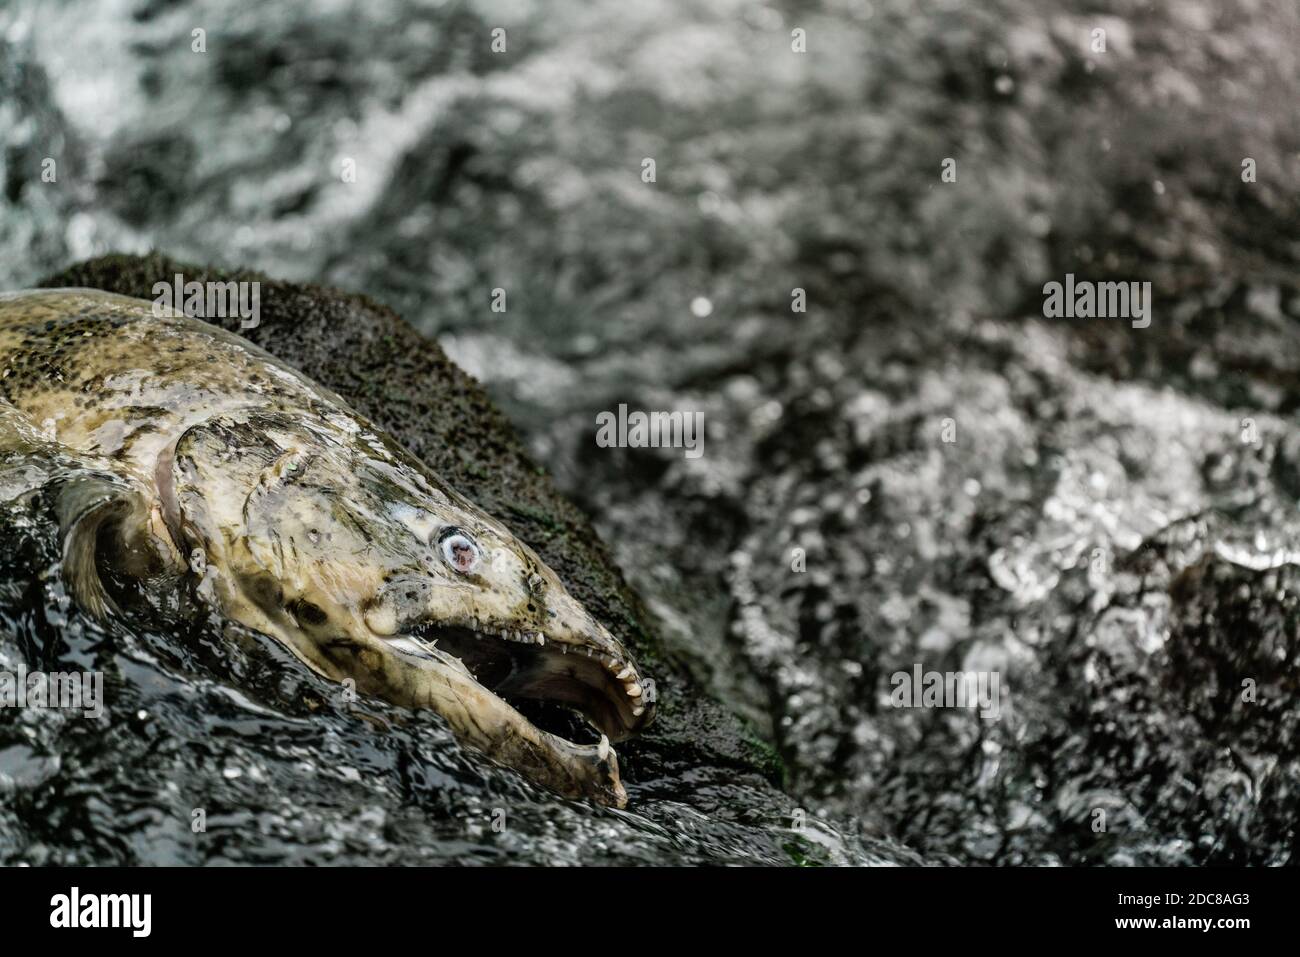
<box><xmin>387</xmin><ymin>619</ymin><xmax>653</xmax><ymax>746</ymax></box>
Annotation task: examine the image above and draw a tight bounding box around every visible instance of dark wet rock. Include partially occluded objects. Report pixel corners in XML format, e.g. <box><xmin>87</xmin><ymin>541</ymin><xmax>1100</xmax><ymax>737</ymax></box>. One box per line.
<box><xmin>1062</xmin><ymin>531</ymin><xmax>1300</xmax><ymax>865</ymax></box>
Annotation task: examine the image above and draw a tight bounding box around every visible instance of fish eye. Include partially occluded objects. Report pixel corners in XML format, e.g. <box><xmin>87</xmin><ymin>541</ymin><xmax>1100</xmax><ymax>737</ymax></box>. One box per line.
<box><xmin>439</xmin><ymin>528</ymin><xmax>480</xmax><ymax>574</ymax></box>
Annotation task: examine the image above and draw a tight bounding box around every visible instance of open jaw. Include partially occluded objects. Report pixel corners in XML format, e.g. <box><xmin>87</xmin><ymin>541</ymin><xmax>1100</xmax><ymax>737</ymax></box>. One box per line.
<box><xmin>386</xmin><ymin>619</ymin><xmax>651</xmax><ymax>748</ymax></box>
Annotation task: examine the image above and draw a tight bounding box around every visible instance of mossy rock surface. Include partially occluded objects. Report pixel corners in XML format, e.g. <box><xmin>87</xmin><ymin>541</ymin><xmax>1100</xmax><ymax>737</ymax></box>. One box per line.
<box><xmin>38</xmin><ymin>252</ymin><xmax>784</xmax><ymax>786</ymax></box>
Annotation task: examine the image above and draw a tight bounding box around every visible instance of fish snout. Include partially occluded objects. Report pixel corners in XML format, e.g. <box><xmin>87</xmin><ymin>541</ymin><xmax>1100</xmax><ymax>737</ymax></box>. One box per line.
<box><xmin>543</xmin><ymin>592</ymin><xmax>657</xmax><ymax>736</ymax></box>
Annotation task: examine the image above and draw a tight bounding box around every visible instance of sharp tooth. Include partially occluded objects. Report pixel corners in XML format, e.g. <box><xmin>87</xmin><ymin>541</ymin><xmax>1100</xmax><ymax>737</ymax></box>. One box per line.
<box><xmin>535</xmin><ymin>633</ymin><xmax>545</xmax><ymax>645</ymax></box>
<box><xmin>632</xmin><ymin>706</ymin><xmax>645</xmax><ymax>717</ymax></box>
<box><xmin>616</xmin><ymin>665</ymin><xmax>633</xmax><ymax>679</ymax></box>
<box><xmin>626</xmin><ymin>683</ymin><xmax>642</xmax><ymax>697</ymax></box>
<box><xmin>597</xmin><ymin>735</ymin><xmax>610</xmax><ymax>760</ymax></box>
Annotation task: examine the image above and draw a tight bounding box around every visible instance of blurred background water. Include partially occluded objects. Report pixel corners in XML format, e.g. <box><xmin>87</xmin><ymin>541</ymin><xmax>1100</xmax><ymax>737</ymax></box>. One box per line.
<box><xmin>2</xmin><ymin>0</ymin><xmax>1300</xmax><ymax>864</ymax></box>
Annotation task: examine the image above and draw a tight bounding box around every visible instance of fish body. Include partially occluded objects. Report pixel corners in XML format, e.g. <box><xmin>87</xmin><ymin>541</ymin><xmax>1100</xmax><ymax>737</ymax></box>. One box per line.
<box><xmin>0</xmin><ymin>289</ymin><xmax>653</xmax><ymax>806</ymax></box>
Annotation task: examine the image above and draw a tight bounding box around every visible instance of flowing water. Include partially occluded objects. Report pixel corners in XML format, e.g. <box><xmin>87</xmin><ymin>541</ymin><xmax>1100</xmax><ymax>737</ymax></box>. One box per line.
<box><xmin>1</xmin><ymin>0</ymin><xmax>1299</xmax><ymax>864</ymax></box>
